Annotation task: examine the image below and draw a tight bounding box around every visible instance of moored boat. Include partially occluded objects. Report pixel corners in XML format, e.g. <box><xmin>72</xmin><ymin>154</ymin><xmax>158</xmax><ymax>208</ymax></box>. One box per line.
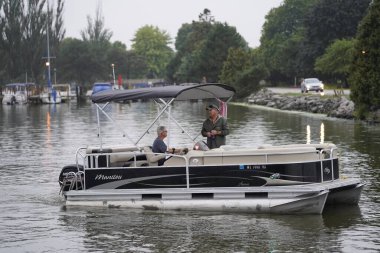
<box><xmin>52</xmin><ymin>84</ymin><xmax>74</xmax><ymax>102</ymax></box>
<box><xmin>59</xmin><ymin>83</ymin><xmax>363</xmax><ymax>214</ymax></box>
<box><xmin>39</xmin><ymin>87</ymin><xmax>62</xmax><ymax>104</ymax></box>
<box><xmin>2</xmin><ymin>83</ymin><xmax>37</xmax><ymax>105</ymax></box>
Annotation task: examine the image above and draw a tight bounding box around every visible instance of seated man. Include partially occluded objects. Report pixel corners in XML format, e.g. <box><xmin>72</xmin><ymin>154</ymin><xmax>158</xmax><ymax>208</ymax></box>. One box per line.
<box><xmin>152</xmin><ymin>126</ymin><xmax>188</xmax><ymax>165</ymax></box>
<box><xmin>152</xmin><ymin>126</ymin><xmax>168</xmax><ymax>166</ymax></box>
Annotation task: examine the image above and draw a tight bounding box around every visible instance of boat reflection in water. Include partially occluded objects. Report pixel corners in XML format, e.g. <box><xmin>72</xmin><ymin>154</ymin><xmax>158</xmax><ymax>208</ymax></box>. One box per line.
<box><xmin>58</xmin><ymin>83</ymin><xmax>363</xmax><ymax>214</ymax></box>
<box><xmin>58</xmin><ymin>204</ymin><xmax>363</xmax><ymax>252</ymax></box>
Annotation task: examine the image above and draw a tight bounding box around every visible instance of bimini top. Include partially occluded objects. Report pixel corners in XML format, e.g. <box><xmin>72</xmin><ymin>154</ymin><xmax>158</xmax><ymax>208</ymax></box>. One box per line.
<box><xmin>91</xmin><ymin>83</ymin><xmax>235</xmax><ymax>103</ymax></box>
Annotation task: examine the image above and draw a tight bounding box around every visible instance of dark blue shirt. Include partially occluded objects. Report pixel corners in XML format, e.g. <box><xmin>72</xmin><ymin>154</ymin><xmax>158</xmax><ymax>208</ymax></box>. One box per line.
<box><xmin>152</xmin><ymin>137</ymin><xmax>167</xmax><ymax>153</ymax></box>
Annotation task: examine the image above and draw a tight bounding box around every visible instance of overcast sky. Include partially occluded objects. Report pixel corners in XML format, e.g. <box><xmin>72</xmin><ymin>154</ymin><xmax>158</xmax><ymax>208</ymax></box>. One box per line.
<box><xmin>63</xmin><ymin>0</ymin><xmax>283</xmax><ymax>49</ymax></box>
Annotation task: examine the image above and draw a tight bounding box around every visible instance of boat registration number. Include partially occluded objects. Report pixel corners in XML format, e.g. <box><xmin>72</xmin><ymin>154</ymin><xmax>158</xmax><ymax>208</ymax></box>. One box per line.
<box><xmin>240</xmin><ymin>165</ymin><xmax>267</xmax><ymax>170</ymax></box>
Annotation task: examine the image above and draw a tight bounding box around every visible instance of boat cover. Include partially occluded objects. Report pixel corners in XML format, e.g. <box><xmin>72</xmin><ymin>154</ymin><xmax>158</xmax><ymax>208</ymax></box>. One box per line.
<box><xmin>91</xmin><ymin>83</ymin><xmax>235</xmax><ymax>103</ymax></box>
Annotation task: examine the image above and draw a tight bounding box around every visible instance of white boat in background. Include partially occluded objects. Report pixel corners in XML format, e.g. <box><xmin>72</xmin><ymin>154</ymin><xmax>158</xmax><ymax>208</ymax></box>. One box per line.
<box><xmin>59</xmin><ymin>83</ymin><xmax>363</xmax><ymax>214</ymax></box>
<box><xmin>39</xmin><ymin>87</ymin><xmax>62</xmax><ymax>104</ymax></box>
<box><xmin>2</xmin><ymin>83</ymin><xmax>37</xmax><ymax>105</ymax></box>
<box><xmin>52</xmin><ymin>84</ymin><xmax>74</xmax><ymax>102</ymax></box>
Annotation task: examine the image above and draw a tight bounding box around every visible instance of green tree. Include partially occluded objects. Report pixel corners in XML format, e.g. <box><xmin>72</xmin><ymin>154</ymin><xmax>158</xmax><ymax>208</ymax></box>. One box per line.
<box><xmin>169</xmin><ymin>9</ymin><xmax>247</xmax><ymax>83</ymax></box>
<box><xmin>219</xmin><ymin>48</ymin><xmax>252</xmax><ymax>86</ymax></box>
<box><xmin>198</xmin><ymin>8</ymin><xmax>215</xmax><ymax>23</ymax></box>
<box><xmin>315</xmin><ymin>39</ymin><xmax>355</xmax><ymax>87</ymax></box>
<box><xmin>125</xmin><ymin>50</ymin><xmax>148</xmax><ymax>79</ymax></box>
<box><xmin>80</xmin><ymin>5</ymin><xmax>112</xmax><ymax>43</ymax></box>
<box><xmin>197</xmin><ymin>22</ymin><xmax>248</xmax><ymax>82</ymax></box>
<box><xmin>0</xmin><ymin>0</ymin><xmax>64</xmax><ymax>84</ymax></box>
<box><xmin>131</xmin><ymin>25</ymin><xmax>173</xmax><ymax>78</ymax></box>
<box><xmin>258</xmin><ymin>0</ymin><xmax>317</xmax><ymax>84</ymax></box>
<box><xmin>56</xmin><ymin>38</ymin><xmax>95</xmax><ymax>85</ymax></box>
<box><xmin>222</xmin><ymin>47</ymin><xmax>269</xmax><ymax>99</ymax></box>
<box><xmin>28</xmin><ymin>0</ymin><xmax>65</xmax><ymax>84</ymax></box>
<box><xmin>169</xmin><ymin>21</ymin><xmax>213</xmax><ymax>82</ymax></box>
<box><xmin>57</xmin><ymin>5</ymin><xmax>150</xmax><ymax>84</ymax></box>
<box><xmin>0</xmin><ymin>0</ymin><xmax>24</xmax><ymax>81</ymax></box>
<box><xmin>349</xmin><ymin>0</ymin><xmax>380</xmax><ymax>119</ymax></box>
<box><xmin>57</xmin><ymin>39</ymin><xmax>132</xmax><ymax>86</ymax></box>
<box><xmin>234</xmin><ymin>65</ymin><xmax>269</xmax><ymax>99</ymax></box>
<box><xmin>57</xmin><ymin>38</ymin><xmax>119</xmax><ymax>85</ymax></box>
<box><xmin>76</xmin><ymin>4</ymin><xmax>113</xmax><ymax>82</ymax></box>
<box><xmin>106</xmin><ymin>41</ymin><xmax>128</xmax><ymax>82</ymax></box>
<box><xmin>299</xmin><ymin>0</ymin><xmax>371</xmax><ymax>76</ymax></box>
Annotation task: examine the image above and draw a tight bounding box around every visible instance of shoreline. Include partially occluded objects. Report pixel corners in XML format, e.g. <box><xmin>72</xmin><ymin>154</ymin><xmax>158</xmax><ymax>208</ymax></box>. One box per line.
<box><xmin>245</xmin><ymin>89</ymin><xmax>355</xmax><ymax>120</ymax></box>
<box><xmin>233</xmin><ymin>102</ymin><xmax>358</xmax><ymax>124</ymax></box>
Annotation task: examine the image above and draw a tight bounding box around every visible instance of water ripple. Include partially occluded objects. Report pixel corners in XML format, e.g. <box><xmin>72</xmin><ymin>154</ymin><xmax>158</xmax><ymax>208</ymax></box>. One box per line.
<box><xmin>0</xmin><ymin>101</ymin><xmax>379</xmax><ymax>252</ymax></box>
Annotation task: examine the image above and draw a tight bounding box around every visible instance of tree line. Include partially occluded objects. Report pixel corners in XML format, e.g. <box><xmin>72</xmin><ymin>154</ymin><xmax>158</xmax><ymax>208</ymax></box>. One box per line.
<box><xmin>1</xmin><ymin>0</ymin><xmax>379</xmax><ymax>119</ymax></box>
<box><xmin>0</xmin><ymin>1</ymin><xmax>174</xmax><ymax>86</ymax></box>
<box><xmin>256</xmin><ymin>0</ymin><xmax>379</xmax><ymax>119</ymax></box>
<box><xmin>0</xmin><ymin>0</ymin><xmax>64</xmax><ymax>85</ymax></box>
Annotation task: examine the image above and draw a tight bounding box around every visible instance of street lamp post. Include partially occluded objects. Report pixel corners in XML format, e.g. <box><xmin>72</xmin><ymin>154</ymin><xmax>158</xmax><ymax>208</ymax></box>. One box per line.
<box><xmin>46</xmin><ymin>61</ymin><xmax>51</xmax><ymax>87</ymax></box>
<box><xmin>54</xmin><ymin>68</ymin><xmax>57</xmax><ymax>85</ymax></box>
<box><xmin>111</xmin><ymin>64</ymin><xmax>116</xmax><ymax>88</ymax></box>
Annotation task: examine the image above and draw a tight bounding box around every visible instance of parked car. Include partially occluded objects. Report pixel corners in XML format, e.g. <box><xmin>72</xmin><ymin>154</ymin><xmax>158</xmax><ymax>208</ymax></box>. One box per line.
<box><xmin>301</xmin><ymin>78</ymin><xmax>324</xmax><ymax>93</ymax></box>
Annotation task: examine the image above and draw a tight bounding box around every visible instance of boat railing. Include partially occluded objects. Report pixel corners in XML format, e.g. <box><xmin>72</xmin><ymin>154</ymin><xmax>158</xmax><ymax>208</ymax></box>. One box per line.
<box><xmin>75</xmin><ymin>147</ymin><xmax>88</xmax><ymax>168</ymax></box>
<box><xmin>77</xmin><ymin>147</ymin><xmax>332</xmax><ymax>168</ymax></box>
<box><xmin>330</xmin><ymin>147</ymin><xmax>336</xmax><ymax>181</ymax></box>
<box><xmin>75</xmin><ymin>147</ymin><xmax>191</xmax><ymax>189</ymax></box>
<box><xmin>187</xmin><ymin>147</ymin><xmax>334</xmax><ymax>165</ymax></box>
<box><xmin>73</xmin><ymin>146</ymin><xmax>338</xmax><ymax>189</ymax></box>
<box><xmin>318</xmin><ymin>147</ymin><xmax>337</xmax><ymax>182</ymax></box>
<box><xmin>75</xmin><ymin>145</ymin><xmax>337</xmax><ymax>165</ymax></box>
<box><xmin>59</xmin><ymin>171</ymin><xmax>84</xmax><ymax>195</ymax></box>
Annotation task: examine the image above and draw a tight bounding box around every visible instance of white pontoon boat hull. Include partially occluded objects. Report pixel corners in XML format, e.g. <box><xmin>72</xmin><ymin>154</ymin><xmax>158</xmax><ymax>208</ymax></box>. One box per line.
<box><xmin>64</xmin><ymin>179</ymin><xmax>362</xmax><ymax>214</ymax></box>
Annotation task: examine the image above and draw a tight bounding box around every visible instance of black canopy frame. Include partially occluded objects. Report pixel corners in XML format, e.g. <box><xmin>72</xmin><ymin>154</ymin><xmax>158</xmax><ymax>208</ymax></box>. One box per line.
<box><xmin>91</xmin><ymin>83</ymin><xmax>235</xmax><ymax>149</ymax></box>
<box><xmin>91</xmin><ymin>83</ymin><xmax>235</xmax><ymax>103</ymax></box>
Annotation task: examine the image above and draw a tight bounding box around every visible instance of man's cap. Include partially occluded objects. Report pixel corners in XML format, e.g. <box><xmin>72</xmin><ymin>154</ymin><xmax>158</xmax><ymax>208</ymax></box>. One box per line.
<box><xmin>206</xmin><ymin>104</ymin><xmax>219</xmax><ymax>111</ymax></box>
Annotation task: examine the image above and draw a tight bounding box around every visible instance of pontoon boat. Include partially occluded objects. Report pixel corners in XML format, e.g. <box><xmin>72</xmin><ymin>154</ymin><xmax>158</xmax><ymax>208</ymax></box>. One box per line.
<box><xmin>59</xmin><ymin>83</ymin><xmax>362</xmax><ymax>214</ymax></box>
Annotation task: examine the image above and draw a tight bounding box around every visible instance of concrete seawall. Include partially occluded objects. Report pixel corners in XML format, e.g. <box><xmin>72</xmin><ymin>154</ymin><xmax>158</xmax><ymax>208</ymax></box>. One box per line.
<box><xmin>247</xmin><ymin>89</ymin><xmax>354</xmax><ymax>119</ymax></box>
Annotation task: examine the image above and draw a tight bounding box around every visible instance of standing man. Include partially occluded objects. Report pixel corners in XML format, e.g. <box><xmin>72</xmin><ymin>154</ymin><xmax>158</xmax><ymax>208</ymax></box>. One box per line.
<box><xmin>201</xmin><ymin>104</ymin><xmax>229</xmax><ymax>149</ymax></box>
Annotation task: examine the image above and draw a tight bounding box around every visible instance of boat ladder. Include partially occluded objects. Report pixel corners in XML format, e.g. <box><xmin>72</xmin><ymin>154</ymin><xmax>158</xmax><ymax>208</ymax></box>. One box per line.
<box><xmin>59</xmin><ymin>171</ymin><xmax>84</xmax><ymax>195</ymax></box>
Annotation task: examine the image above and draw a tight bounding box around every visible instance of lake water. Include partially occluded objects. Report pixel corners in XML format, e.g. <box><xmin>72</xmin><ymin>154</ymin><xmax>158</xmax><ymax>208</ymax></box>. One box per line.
<box><xmin>0</xmin><ymin>100</ymin><xmax>379</xmax><ymax>252</ymax></box>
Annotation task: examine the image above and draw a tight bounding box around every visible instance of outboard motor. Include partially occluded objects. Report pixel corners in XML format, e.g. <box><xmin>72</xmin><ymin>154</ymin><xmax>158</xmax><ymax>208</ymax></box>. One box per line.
<box><xmin>59</xmin><ymin>164</ymin><xmax>84</xmax><ymax>192</ymax></box>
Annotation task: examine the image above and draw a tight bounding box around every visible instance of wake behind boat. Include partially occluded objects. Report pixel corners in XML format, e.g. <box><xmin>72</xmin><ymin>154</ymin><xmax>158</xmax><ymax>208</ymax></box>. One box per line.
<box><xmin>59</xmin><ymin>83</ymin><xmax>362</xmax><ymax>214</ymax></box>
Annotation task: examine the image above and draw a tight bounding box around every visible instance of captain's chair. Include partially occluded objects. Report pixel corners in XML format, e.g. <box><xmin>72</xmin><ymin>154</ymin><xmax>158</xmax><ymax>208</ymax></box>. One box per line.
<box><xmin>143</xmin><ymin>146</ymin><xmax>166</xmax><ymax>166</ymax></box>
